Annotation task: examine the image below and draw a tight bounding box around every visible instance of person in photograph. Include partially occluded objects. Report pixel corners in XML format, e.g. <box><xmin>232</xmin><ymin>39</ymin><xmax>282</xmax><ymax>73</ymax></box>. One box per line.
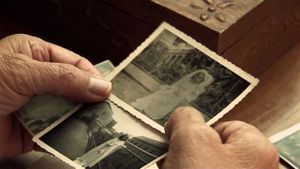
<box><xmin>0</xmin><ymin>34</ymin><xmax>279</xmax><ymax>169</ymax></box>
<box><xmin>131</xmin><ymin>69</ymin><xmax>214</xmax><ymax>121</ymax></box>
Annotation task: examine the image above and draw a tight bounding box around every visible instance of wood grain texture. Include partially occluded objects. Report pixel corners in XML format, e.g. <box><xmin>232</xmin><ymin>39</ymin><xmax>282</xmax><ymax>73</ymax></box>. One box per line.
<box><xmin>98</xmin><ymin>0</ymin><xmax>300</xmax><ymax>77</ymax></box>
<box><xmin>152</xmin><ymin>0</ymin><xmax>263</xmax><ymax>33</ymax></box>
<box><xmin>100</xmin><ymin>0</ymin><xmax>220</xmax><ymax>51</ymax></box>
<box><xmin>222</xmin><ymin>0</ymin><xmax>300</xmax><ymax>77</ymax></box>
<box><xmin>221</xmin><ymin>42</ymin><xmax>300</xmax><ymax>138</ymax></box>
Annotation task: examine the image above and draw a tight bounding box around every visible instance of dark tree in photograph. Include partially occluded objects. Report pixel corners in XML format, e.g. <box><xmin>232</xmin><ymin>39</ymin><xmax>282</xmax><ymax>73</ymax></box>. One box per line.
<box><xmin>133</xmin><ymin>30</ymin><xmax>250</xmax><ymax>119</ymax></box>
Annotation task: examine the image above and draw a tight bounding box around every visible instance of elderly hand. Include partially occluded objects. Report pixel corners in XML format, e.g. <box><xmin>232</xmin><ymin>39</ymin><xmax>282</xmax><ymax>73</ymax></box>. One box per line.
<box><xmin>0</xmin><ymin>34</ymin><xmax>111</xmax><ymax>157</ymax></box>
<box><xmin>161</xmin><ymin>107</ymin><xmax>279</xmax><ymax>169</ymax></box>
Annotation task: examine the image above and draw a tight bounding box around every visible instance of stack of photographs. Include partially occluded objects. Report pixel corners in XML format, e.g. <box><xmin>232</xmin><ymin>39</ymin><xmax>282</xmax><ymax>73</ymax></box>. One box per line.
<box><xmin>16</xmin><ymin>23</ymin><xmax>259</xmax><ymax>169</ymax></box>
<box><xmin>106</xmin><ymin>22</ymin><xmax>258</xmax><ymax>133</ymax></box>
<box><xmin>16</xmin><ymin>60</ymin><xmax>115</xmax><ymax>135</ymax></box>
<box><xmin>270</xmin><ymin>123</ymin><xmax>300</xmax><ymax>169</ymax></box>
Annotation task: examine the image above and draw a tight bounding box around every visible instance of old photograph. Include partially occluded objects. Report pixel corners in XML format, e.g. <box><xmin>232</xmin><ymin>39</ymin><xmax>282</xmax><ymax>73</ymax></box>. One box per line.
<box><xmin>109</xmin><ymin>23</ymin><xmax>258</xmax><ymax>131</ymax></box>
<box><xmin>271</xmin><ymin>123</ymin><xmax>300</xmax><ymax>169</ymax></box>
<box><xmin>36</xmin><ymin>101</ymin><xmax>167</xmax><ymax>169</ymax></box>
<box><xmin>15</xmin><ymin>60</ymin><xmax>115</xmax><ymax>135</ymax></box>
<box><xmin>16</xmin><ymin>95</ymin><xmax>78</xmax><ymax>135</ymax></box>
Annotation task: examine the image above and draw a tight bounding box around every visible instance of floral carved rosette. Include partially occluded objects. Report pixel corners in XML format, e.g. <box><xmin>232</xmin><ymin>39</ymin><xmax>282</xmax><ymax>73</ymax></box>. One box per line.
<box><xmin>152</xmin><ymin>0</ymin><xmax>263</xmax><ymax>32</ymax></box>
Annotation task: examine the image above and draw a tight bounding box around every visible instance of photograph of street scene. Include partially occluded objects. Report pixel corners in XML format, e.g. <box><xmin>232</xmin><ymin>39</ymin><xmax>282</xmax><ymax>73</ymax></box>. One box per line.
<box><xmin>40</xmin><ymin>101</ymin><xmax>167</xmax><ymax>169</ymax></box>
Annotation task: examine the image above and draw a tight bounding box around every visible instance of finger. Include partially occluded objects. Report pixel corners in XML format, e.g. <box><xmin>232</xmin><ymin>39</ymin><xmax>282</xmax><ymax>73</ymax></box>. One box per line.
<box><xmin>162</xmin><ymin>107</ymin><xmax>223</xmax><ymax>169</ymax></box>
<box><xmin>214</xmin><ymin>121</ymin><xmax>280</xmax><ymax>169</ymax></box>
<box><xmin>48</xmin><ymin>43</ymin><xmax>101</xmax><ymax>75</ymax></box>
<box><xmin>0</xmin><ymin>116</ymin><xmax>33</xmax><ymax>157</ymax></box>
<box><xmin>164</xmin><ymin>106</ymin><xmax>205</xmax><ymax>138</ymax></box>
<box><xmin>213</xmin><ymin>121</ymin><xmax>266</xmax><ymax>144</ymax></box>
<box><xmin>21</xmin><ymin>125</ymin><xmax>34</xmax><ymax>153</ymax></box>
<box><xmin>29</xmin><ymin>60</ymin><xmax>111</xmax><ymax>102</ymax></box>
<box><xmin>30</xmin><ymin>39</ymin><xmax>101</xmax><ymax>76</ymax></box>
<box><xmin>0</xmin><ymin>34</ymin><xmax>101</xmax><ymax>76</ymax></box>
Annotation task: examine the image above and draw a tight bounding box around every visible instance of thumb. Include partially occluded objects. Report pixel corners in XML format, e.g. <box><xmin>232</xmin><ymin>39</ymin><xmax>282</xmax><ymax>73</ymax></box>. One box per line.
<box><xmin>161</xmin><ymin>107</ymin><xmax>223</xmax><ymax>169</ymax></box>
<box><xmin>30</xmin><ymin>61</ymin><xmax>112</xmax><ymax>102</ymax></box>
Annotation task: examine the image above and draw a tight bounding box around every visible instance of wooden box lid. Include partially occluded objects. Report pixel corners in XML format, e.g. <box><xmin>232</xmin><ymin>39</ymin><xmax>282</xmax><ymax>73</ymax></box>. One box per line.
<box><xmin>152</xmin><ymin>0</ymin><xmax>262</xmax><ymax>33</ymax></box>
<box><xmin>101</xmin><ymin>0</ymin><xmax>281</xmax><ymax>53</ymax></box>
<box><xmin>151</xmin><ymin>0</ymin><xmax>281</xmax><ymax>53</ymax></box>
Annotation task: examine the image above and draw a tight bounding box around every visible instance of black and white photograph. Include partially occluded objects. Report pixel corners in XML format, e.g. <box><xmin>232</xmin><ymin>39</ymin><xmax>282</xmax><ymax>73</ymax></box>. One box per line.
<box><xmin>15</xmin><ymin>60</ymin><xmax>115</xmax><ymax>135</ymax></box>
<box><xmin>16</xmin><ymin>95</ymin><xmax>78</xmax><ymax>135</ymax></box>
<box><xmin>270</xmin><ymin>123</ymin><xmax>300</xmax><ymax>169</ymax></box>
<box><xmin>36</xmin><ymin>101</ymin><xmax>167</xmax><ymax>169</ymax></box>
<box><xmin>109</xmin><ymin>23</ymin><xmax>258</xmax><ymax>131</ymax></box>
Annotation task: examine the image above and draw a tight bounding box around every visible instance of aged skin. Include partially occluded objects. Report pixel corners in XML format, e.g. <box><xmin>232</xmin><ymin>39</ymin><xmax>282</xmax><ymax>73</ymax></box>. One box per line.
<box><xmin>162</xmin><ymin>107</ymin><xmax>279</xmax><ymax>169</ymax></box>
<box><xmin>0</xmin><ymin>34</ymin><xmax>112</xmax><ymax>157</ymax></box>
<box><xmin>0</xmin><ymin>34</ymin><xmax>279</xmax><ymax>169</ymax></box>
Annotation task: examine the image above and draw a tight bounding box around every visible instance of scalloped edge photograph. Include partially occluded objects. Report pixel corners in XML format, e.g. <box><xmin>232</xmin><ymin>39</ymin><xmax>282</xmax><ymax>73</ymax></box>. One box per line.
<box><xmin>107</xmin><ymin>22</ymin><xmax>259</xmax><ymax>133</ymax></box>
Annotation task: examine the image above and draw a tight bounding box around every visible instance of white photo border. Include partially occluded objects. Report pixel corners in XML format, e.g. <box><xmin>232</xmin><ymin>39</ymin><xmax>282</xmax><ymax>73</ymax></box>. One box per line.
<box><xmin>107</xmin><ymin>22</ymin><xmax>259</xmax><ymax>133</ymax></box>
<box><xmin>33</xmin><ymin>101</ymin><xmax>168</xmax><ymax>169</ymax></box>
<box><xmin>269</xmin><ymin>123</ymin><xmax>300</xmax><ymax>143</ymax></box>
<box><xmin>269</xmin><ymin>122</ymin><xmax>300</xmax><ymax>169</ymax></box>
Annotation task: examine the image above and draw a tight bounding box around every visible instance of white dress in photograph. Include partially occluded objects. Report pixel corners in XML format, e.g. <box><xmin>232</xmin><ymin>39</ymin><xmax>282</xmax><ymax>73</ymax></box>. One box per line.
<box><xmin>131</xmin><ymin>69</ymin><xmax>214</xmax><ymax>120</ymax></box>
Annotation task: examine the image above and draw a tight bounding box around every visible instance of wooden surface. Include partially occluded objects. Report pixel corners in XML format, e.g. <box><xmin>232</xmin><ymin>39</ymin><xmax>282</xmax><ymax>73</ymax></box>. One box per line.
<box><xmin>221</xmin><ymin>42</ymin><xmax>300</xmax><ymax>138</ymax></box>
<box><xmin>222</xmin><ymin>42</ymin><xmax>300</xmax><ymax>168</ymax></box>
<box><xmin>98</xmin><ymin>0</ymin><xmax>300</xmax><ymax>77</ymax></box>
<box><xmin>4</xmin><ymin>0</ymin><xmax>300</xmax><ymax>77</ymax></box>
<box><xmin>152</xmin><ymin>0</ymin><xmax>264</xmax><ymax>33</ymax></box>
<box><xmin>223</xmin><ymin>0</ymin><xmax>300</xmax><ymax>77</ymax></box>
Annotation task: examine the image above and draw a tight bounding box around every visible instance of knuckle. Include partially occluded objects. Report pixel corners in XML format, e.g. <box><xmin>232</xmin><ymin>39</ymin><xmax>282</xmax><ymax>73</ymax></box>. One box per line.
<box><xmin>11</xmin><ymin>34</ymin><xmax>37</xmax><ymax>40</ymax></box>
<box><xmin>80</xmin><ymin>57</ymin><xmax>90</xmax><ymax>64</ymax></box>
<box><xmin>229</xmin><ymin>120</ymin><xmax>249</xmax><ymax>127</ymax></box>
<box><xmin>241</xmin><ymin>131</ymin><xmax>263</xmax><ymax>141</ymax></box>
<box><xmin>172</xmin><ymin>106</ymin><xmax>204</xmax><ymax>122</ymax></box>
<box><xmin>182</xmin><ymin>123</ymin><xmax>201</xmax><ymax>133</ymax></box>
<box><xmin>228</xmin><ymin>120</ymin><xmax>257</xmax><ymax>132</ymax></box>
<box><xmin>167</xmin><ymin>107</ymin><xmax>206</xmax><ymax>138</ymax></box>
<box><xmin>58</xmin><ymin>64</ymin><xmax>80</xmax><ymax>84</ymax></box>
<box><xmin>177</xmin><ymin>123</ymin><xmax>210</xmax><ymax>138</ymax></box>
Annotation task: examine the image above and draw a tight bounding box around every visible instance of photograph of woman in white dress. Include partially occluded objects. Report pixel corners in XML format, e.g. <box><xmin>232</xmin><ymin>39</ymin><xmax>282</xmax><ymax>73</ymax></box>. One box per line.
<box><xmin>112</xmin><ymin>30</ymin><xmax>251</xmax><ymax>126</ymax></box>
<box><xmin>131</xmin><ymin>69</ymin><xmax>214</xmax><ymax>124</ymax></box>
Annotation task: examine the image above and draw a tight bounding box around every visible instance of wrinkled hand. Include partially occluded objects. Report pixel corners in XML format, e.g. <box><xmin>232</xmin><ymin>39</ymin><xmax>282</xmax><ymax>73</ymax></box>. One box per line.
<box><xmin>0</xmin><ymin>34</ymin><xmax>111</xmax><ymax>157</ymax></box>
<box><xmin>161</xmin><ymin>107</ymin><xmax>279</xmax><ymax>169</ymax></box>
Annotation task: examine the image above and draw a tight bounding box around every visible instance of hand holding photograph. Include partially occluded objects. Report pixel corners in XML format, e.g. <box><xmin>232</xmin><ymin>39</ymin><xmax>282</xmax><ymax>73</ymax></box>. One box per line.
<box><xmin>107</xmin><ymin>22</ymin><xmax>259</xmax><ymax>132</ymax></box>
<box><xmin>32</xmin><ymin>22</ymin><xmax>259</xmax><ymax>169</ymax></box>
<box><xmin>34</xmin><ymin>101</ymin><xmax>167</xmax><ymax>169</ymax></box>
<box><xmin>15</xmin><ymin>60</ymin><xmax>115</xmax><ymax>135</ymax></box>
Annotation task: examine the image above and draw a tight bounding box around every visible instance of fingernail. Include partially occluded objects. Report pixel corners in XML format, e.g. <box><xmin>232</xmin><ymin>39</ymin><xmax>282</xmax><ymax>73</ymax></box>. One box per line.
<box><xmin>88</xmin><ymin>77</ymin><xmax>112</xmax><ymax>96</ymax></box>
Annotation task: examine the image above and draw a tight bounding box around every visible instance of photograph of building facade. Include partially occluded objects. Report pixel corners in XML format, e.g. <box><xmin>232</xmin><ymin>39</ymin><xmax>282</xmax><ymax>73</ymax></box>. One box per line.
<box><xmin>41</xmin><ymin>102</ymin><xmax>167</xmax><ymax>169</ymax></box>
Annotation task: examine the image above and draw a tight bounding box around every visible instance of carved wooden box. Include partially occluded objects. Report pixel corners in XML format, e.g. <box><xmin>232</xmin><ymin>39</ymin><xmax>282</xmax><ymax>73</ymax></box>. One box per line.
<box><xmin>151</xmin><ymin>0</ymin><xmax>300</xmax><ymax>77</ymax></box>
<box><xmin>93</xmin><ymin>0</ymin><xmax>300</xmax><ymax>76</ymax></box>
<box><xmin>152</xmin><ymin>0</ymin><xmax>263</xmax><ymax>52</ymax></box>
